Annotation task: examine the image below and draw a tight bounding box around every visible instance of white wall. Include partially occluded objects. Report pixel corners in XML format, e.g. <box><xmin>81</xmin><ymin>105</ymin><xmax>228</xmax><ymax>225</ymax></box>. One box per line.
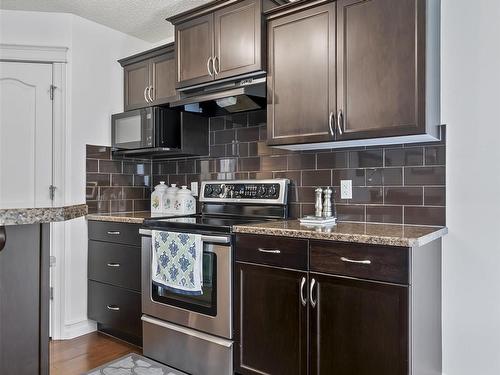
<box><xmin>441</xmin><ymin>1</ymin><xmax>500</xmax><ymax>374</ymax></box>
<box><xmin>0</xmin><ymin>9</ymin><xmax>151</xmax><ymax>338</ymax></box>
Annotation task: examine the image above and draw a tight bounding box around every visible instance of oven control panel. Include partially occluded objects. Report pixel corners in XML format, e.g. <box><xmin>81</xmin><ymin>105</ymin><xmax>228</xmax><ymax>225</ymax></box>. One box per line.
<box><xmin>200</xmin><ymin>179</ymin><xmax>289</xmax><ymax>204</ymax></box>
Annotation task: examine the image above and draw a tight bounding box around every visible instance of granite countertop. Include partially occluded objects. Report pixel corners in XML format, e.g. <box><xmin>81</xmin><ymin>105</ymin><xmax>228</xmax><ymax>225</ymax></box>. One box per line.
<box><xmin>86</xmin><ymin>211</ymin><xmax>154</xmax><ymax>224</ymax></box>
<box><xmin>0</xmin><ymin>204</ymin><xmax>88</xmax><ymax>226</ymax></box>
<box><xmin>233</xmin><ymin>220</ymin><xmax>448</xmax><ymax>247</ymax></box>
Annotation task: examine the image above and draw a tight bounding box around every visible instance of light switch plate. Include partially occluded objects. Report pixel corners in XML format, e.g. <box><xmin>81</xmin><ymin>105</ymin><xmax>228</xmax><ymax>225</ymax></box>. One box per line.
<box><xmin>340</xmin><ymin>180</ymin><xmax>353</xmax><ymax>199</ymax></box>
<box><xmin>191</xmin><ymin>181</ymin><xmax>199</xmax><ymax>197</ymax></box>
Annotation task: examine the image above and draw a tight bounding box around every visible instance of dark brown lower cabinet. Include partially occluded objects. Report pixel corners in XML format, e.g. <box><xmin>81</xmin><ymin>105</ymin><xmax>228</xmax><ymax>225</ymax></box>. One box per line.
<box><xmin>234</xmin><ymin>262</ymin><xmax>308</xmax><ymax>375</ymax></box>
<box><xmin>310</xmin><ymin>273</ymin><xmax>408</xmax><ymax>375</ymax></box>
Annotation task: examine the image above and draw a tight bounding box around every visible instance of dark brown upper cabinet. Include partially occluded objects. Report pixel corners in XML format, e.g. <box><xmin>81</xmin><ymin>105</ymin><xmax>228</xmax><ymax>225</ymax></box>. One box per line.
<box><xmin>267</xmin><ymin>2</ymin><xmax>336</xmax><ymax>145</ymax></box>
<box><xmin>266</xmin><ymin>0</ymin><xmax>441</xmax><ymax>149</ymax></box>
<box><xmin>168</xmin><ymin>0</ymin><xmax>286</xmax><ymax>89</ymax></box>
<box><xmin>175</xmin><ymin>14</ymin><xmax>215</xmax><ymax>88</ymax></box>
<box><xmin>119</xmin><ymin>43</ymin><xmax>177</xmax><ymax>111</ymax></box>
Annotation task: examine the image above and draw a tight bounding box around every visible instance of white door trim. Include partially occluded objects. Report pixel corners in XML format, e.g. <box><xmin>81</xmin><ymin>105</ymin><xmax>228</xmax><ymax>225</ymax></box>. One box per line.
<box><xmin>1</xmin><ymin>44</ymin><xmax>72</xmax><ymax>340</ymax></box>
<box><xmin>0</xmin><ymin>44</ymin><xmax>68</xmax><ymax>63</ymax></box>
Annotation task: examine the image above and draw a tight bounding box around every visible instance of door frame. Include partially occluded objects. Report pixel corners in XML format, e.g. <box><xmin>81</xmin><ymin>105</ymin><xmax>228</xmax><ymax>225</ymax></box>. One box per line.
<box><xmin>1</xmin><ymin>43</ymin><xmax>68</xmax><ymax>339</ymax></box>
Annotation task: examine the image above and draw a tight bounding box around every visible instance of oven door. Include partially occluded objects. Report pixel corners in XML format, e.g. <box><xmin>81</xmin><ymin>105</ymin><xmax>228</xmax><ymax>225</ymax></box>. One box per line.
<box><xmin>111</xmin><ymin>107</ymin><xmax>153</xmax><ymax>149</ymax></box>
<box><xmin>140</xmin><ymin>230</ymin><xmax>232</xmax><ymax>339</ymax></box>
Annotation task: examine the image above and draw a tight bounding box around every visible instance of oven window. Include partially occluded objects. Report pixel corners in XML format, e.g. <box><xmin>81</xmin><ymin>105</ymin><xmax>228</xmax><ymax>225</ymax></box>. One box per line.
<box><xmin>151</xmin><ymin>250</ymin><xmax>217</xmax><ymax>317</ymax></box>
<box><xmin>115</xmin><ymin>115</ymin><xmax>142</xmax><ymax>144</ymax></box>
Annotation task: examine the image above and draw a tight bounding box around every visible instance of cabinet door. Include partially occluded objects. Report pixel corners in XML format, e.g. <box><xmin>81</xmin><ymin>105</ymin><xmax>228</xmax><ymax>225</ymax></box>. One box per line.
<box><xmin>124</xmin><ymin>59</ymin><xmax>150</xmax><ymax>111</ymax></box>
<box><xmin>175</xmin><ymin>14</ymin><xmax>214</xmax><ymax>88</ymax></box>
<box><xmin>150</xmin><ymin>52</ymin><xmax>177</xmax><ymax>105</ymax></box>
<box><xmin>310</xmin><ymin>273</ymin><xmax>409</xmax><ymax>375</ymax></box>
<box><xmin>267</xmin><ymin>3</ymin><xmax>336</xmax><ymax>146</ymax></box>
<box><xmin>336</xmin><ymin>0</ymin><xmax>425</xmax><ymax>140</ymax></box>
<box><xmin>234</xmin><ymin>263</ymin><xmax>308</xmax><ymax>375</ymax></box>
<box><xmin>214</xmin><ymin>0</ymin><xmax>262</xmax><ymax>80</ymax></box>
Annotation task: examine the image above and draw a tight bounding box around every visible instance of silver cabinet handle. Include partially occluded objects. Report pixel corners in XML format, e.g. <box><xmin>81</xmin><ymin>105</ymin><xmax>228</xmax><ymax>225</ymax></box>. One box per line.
<box><xmin>310</xmin><ymin>278</ymin><xmax>317</xmax><ymax>308</ymax></box>
<box><xmin>300</xmin><ymin>277</ymin><xmax>307</xmax><ymax>307</ymax></box>
<box><xmin>258</xmin><ymin>248</ymin><xmax>281</xmax><ymax>254</ymax></box>
<box><xmin>207</xmin><ymin>57</ymin><xmax>214</xmax><ymax>77</ymax></box>
<box><xmin>106</xmin><ymin>262</ymin><xmax>120</xmax><ymax>267</ymax></box>
<box><xmin>106</xmin><ymin>305</ymin><xmax>120</xmax><ymax>311</ymax></box>
<box><xmin>328</xmin><ymin>111</ymin><xmax>335</xmax><ymax>136</ymax></box>
<box><xmin>148</xmin><ymin>85</ymin><xmax>154</xmax><ymax>102</ymax></box>
<box><xmin>340</xmin><ymin>256</ymin><xmax>371</xmax><ymax>265</ymax></box>
<box><xmin>0</xmin><ymin>226</ymin><xmax>6</xmax><ymax>252</ymax></box>
<box><xmin>213</xmin><ymin>56</ymin><xmax>220</xmax><ymax>75</ymax></box>
<box><xmin>143</xmin><ymin>87</ymin><xmax>149</xmax><ymax>103</ymax></box>
<box><xmin>337</xmin><ymin>109</ymin><xmax>344</xmax><ymax>135</ymax></box>
<box><xmin>107</xmin><ymin>231</ymin><xmax>120</xmax><ymax>235</ymax></box>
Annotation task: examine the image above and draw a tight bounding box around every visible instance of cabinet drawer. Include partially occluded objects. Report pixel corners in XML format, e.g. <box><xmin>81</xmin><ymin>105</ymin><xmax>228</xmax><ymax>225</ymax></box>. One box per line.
<box><xmin>88</xmin><ymin>240</ymin><xmax>141</xmax><ymax>291</ymax></box>
<box><xmin>235</xmin><ymin>234</ymin><xmax>308</xmax><ymax>270</ymax></box>
<box><xmin>88</xmin><ymin>221</ymin><xmax>141</xmax><ymax>246</ymax></box>
<box><xmin>310</xmin><ymin>241</ymin><xmax>409</xmax><ymax>284</ymax></box>
<box><xmin>88</xmin><ymin>280</ymin><xmax>141</xmax><ymax>339</ymax></box>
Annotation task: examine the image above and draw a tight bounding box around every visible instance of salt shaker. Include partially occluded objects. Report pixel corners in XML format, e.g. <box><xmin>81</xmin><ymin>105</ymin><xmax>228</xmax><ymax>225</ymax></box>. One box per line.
<box><xmin>322</xmin><ymin>187</ymin><xmax>333</xmax><ymax>218</ymax></box>
<box><xmin>315</xmin><ymin>187</ymin><xmax>323</xmax><ymax>217</ymax></box>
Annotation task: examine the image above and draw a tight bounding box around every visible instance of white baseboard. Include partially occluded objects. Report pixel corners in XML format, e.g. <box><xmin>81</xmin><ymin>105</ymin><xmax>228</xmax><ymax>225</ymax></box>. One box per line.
<box><xmin>59</xmin><ymin>319</ymin><xmax>97</xmax><ymax>340</ymax></box>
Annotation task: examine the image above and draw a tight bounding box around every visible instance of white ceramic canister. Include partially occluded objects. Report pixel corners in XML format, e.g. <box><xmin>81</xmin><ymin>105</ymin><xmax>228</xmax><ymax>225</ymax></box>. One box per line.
<box><xmin>163</xmin><ymin>184</ymin><xmax>179</xmax><ymax>215</ymax></box>
<box><xmin>175</xmin><ymin>186</ymin><xmax>196</xmax><ymax>215</ymax></box>
<box><xmin>151</xmin><ymin>181</ymin><xmax>168</xmax><ymax>214</ymax></box>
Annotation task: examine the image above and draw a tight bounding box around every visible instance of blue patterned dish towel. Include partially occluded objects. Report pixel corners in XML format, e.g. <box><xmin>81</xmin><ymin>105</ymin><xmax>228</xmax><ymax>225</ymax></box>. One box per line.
<box><xmin>151</xmin><ymin>230</ymin><xmax>203</xmax><ymax>295</ymax></box>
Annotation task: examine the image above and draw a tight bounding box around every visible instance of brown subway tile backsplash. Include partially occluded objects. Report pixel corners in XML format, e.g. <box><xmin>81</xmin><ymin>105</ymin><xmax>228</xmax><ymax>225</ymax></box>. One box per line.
<box><xmin>385</xmin><ymin>147</ymin><xmax>424</xmax><ymax>166</ymax></box>
<box><xmin>86</xmin><ymin>111</ymin><xmax>446</xmax><ymax>224</ymax></box>
<box><xmin>404</xmin><ymin>166</ymin><xmax>446</xmax><ymax>186</ymax></box>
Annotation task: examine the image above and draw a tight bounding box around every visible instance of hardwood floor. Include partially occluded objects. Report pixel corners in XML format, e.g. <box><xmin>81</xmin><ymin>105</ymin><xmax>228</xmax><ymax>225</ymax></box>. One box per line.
<box><xmin>50</xmin><ymin>332</ymin><xmax>141</xmax><ymax>375</ymax></box>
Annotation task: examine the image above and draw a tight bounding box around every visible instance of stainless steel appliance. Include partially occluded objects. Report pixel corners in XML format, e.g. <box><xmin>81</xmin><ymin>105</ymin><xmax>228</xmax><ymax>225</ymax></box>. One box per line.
<box><xmin>111</xmin><ymin>107</ymin><xmax>208</xmax><ymax>157</ymax></box>
<box><xmin>140</xmin><ymin>179</ymin><xmax>289</xmax><ymax>375</ymax></box>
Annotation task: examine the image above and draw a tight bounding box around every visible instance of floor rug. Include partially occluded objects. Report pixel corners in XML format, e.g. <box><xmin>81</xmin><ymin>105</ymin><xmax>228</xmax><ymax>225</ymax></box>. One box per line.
<box><xmin>83</xmin><ymin>353</ymin><xmax>187</xmax><ymax>375</ymax></box>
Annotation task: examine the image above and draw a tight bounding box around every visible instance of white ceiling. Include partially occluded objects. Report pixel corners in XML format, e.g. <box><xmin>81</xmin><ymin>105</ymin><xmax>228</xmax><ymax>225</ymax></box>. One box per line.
<box><xmin>0</xmin><ymin>0</ymin><xmax>213</xmax><ymax>42</ymax></box>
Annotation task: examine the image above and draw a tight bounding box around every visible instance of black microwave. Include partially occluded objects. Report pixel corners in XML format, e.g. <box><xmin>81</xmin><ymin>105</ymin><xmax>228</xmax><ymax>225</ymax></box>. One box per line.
<box><xmin>111</xmin><ymin>107</ymin><xmax>180</xmax><ymax>150</ymax></box>
<box><xmin>111</xmin><ymin>107</ymin><xmax>208</xmax><ymax>157</ymax></box>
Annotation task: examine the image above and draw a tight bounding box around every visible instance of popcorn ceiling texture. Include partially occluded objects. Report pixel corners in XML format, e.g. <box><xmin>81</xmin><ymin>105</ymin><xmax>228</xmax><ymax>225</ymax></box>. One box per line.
<box><xmin>0</xmin><ymin>0</ymin><xmax>212</xmax><ymax>42</ymax></box>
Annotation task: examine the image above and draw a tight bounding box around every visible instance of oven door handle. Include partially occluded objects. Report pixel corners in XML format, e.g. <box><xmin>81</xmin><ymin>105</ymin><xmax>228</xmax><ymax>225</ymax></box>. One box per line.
<box><xmin>141</xmin><ymin>315</ymin><xmax>233</xmax><ymax>348</ymax></box>
<box><xmin>139</xmin><ymin>229</ymin><xmax>230</xmax><ymax>245</ymax></box>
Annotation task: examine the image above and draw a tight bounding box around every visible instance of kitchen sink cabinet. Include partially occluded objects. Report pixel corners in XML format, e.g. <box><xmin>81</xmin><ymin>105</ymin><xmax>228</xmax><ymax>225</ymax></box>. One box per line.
<box><xmin>87</xmin><ymin>220</ymin><xmax>142</xmax><ymax>346</ymax></box>
<box><xmin>309</xmin><ymin>273</ymin><xmax>409</xmax><ymax>375</ymax></box>
<box><xmin>234</xmin><ymin>234</ymin><xmax>442</xmax><ymax>375</ymax></box>
<box><xmin>120</xmin><ymin>43</ymin><xmax>177</xmax><ymax>111</ymax></box>
<box><xmin>169</xmin><ymin>0</ymin><xmax>285</xmax><ymax>89</ymax></box>
<box><xmin>266</xmin><ymin>0</ymin><xmax>441</xmax><ymax>149</ymax></box>
<box><xmin>234</xmin><ymin>262</ymin><xmax>308</xmax><ymax>375</ymax></box>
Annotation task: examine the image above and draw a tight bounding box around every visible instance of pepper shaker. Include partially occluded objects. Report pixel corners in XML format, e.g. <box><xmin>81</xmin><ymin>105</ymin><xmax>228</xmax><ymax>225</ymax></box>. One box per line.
<box><xmin>322</xmin><ymin>187</ymin><xmax>333</xmax><ymax>218</ymax></box>
<box><xmin>315</xmin><ymin>187</ymin><xmax>323</xmax><ymax>217</ymax></box>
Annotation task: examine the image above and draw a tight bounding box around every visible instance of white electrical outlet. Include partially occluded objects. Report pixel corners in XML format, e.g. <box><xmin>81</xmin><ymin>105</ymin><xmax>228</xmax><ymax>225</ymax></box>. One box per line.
<box><xmin>340</xmin><ymin>180</ymin><xmax>353</xmax><ymax>199</ymax></box>
<box><xmin>191</xmin><ymin>182</ymin><xmax>199</xmax><ymax>197</ymax></box>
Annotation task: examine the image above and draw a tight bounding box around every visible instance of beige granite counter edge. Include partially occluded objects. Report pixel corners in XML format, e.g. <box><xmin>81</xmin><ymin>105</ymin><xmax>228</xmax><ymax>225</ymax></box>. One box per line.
<box><xmin>0</xmin><ymin>204</ymin><xmax>88</xmax><ymax>226</ymax></box>
<box><xmin>86</xmin><ymin>214</ymin><xmax>146</xmax><ymax>224</ymax></box>
<box><xmin>232</xmin><ymin>224</ymin><xmax>448</xmax><ymax>247</ymax></box>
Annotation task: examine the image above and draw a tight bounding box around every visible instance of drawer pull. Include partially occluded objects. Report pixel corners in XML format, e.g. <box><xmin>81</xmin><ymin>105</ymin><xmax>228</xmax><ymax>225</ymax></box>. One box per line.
<box><xmin>106</xmin><ymin>262</ymin><xmax>120</xmax><ymax>267</ymax></box>
<box><xmin>340</xmin><ymin>257</ymin><xmax>371</xmax><ymax>265</ymax></box>
<box><xmin>258</xmin><ymin>248</ymin><xmax>281</xmax><ymax>254</ymax></box>
<box><xmin>107</xmin><ymin>231</ymin><xmax>121</xmax><ymax>235</ymax></box>
<box><xmin>106</xmin><ymin>305</ymin><xmax>120</xmax><ymax>311</ymax></box>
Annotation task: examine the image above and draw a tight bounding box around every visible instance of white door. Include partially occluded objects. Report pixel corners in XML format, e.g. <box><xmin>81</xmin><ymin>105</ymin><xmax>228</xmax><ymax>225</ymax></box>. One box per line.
<box><xmin>0</xmin><ymin>62</ymin><xmax>53</xmax><ymax>208</ymax></box>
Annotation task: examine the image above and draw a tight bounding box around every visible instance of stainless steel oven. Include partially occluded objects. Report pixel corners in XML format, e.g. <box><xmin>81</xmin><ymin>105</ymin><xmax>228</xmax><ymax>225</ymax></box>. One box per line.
<box><xmin>140</xmin><ymin>230</ymin><xmax>233</xmax><ymax>375</ymax></box>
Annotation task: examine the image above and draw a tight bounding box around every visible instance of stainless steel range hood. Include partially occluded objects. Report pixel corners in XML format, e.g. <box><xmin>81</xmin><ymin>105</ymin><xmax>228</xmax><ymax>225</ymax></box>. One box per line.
<box><xmin>170</xmin><ymin>73</ymin><xmax>266</xmax><ymax>116</ymax></box>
